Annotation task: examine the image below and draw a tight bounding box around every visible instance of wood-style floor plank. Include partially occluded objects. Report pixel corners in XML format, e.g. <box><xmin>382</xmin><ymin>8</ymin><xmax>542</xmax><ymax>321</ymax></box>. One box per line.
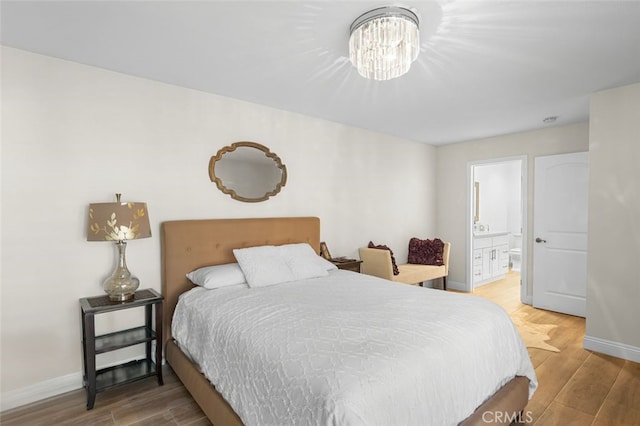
<box><xmin>592</xmin><ymin>360</ymin><xmax>640</xmax><ymax>426</ymax></box>
<box><xmin>2</xmin><ymin>271</ymin><xmax>639</xmax><ymax>425</ymax></box>
<box><xmin>555</xmin><ymin>353</ymin><xmax>624</xmax><ymax>416</ymax></box>
<box><xmin>524</xmin><ymin>351</ymin><xmax>587</xmax><ymax>420</ymax></box>
<box><xmin>534</xmin><ymin>401</ymin><xmax>595</xmax><ymax>425</ymax></box>
<box><xmin>607</xmin><ymin>361</ymin><xmax>640</xmax><ymax>408</ymax></box>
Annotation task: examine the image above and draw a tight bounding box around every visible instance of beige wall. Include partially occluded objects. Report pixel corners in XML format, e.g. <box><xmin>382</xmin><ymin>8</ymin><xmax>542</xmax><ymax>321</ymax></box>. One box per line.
<box><xmin>585</xmin><ymin>83</ymin><xmax>640</xmax><ymax>359</ymax></box>
<box><xmin>0</xmin><ymin>47</ymin><xmax>437</xmax><ymax>408</ymax></box>
<box><xmin>435</xmin><ymin>123</ymin><xmax>590</xmax><ymax>295</ymax></box>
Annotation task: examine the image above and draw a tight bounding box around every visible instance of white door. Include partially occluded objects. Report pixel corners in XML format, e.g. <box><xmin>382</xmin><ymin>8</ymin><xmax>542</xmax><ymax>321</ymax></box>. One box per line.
<box><xmin>533</xmin><ymin>152</ymin><xmax>588</xmax><ymax>317</ymax></box>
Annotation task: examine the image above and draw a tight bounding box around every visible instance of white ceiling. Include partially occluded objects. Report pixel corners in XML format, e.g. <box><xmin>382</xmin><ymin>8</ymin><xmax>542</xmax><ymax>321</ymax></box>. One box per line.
<box><xmin>2</xmin><ymin>1</ymin><xmax>640</xmax><ymax>145</ymax></box>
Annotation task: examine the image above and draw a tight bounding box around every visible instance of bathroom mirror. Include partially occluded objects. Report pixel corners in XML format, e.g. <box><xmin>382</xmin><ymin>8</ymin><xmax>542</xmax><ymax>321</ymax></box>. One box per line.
<box><xmin>209</xmin><ymin>141</ymin><xmax>287</xmax><ymax>203</ymax></box>
<box><xmin>474</xmin><ymin>181</ymin><xmax>480</xmax><ymax>223</ymax></box>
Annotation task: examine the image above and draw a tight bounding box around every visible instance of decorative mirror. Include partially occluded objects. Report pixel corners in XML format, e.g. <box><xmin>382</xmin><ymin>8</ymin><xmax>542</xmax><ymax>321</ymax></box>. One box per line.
<box><xmin>474</xmin><ymin>181</ymin><xmax>480</xmax><ymax>224</ymax></box>
<box><xmin>209</xmin><ymin>141</ymin><xmax>287</xmax><ymax>203</ymax></box>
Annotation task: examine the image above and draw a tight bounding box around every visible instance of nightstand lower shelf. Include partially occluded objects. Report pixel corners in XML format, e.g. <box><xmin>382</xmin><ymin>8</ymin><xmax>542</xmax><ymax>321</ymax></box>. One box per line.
<box><xmin>95</xmin><ymin>359</ymin><xmax>157</xmax><ymax>391</ymax></box>
<box><xmin>95</xmin><ymin>326</ymin><xmax>156</xmax><ymax>353</ymax></box>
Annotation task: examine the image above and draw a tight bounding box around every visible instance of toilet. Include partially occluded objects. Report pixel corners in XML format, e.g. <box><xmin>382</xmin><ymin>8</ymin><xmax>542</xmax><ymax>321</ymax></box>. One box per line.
<box><xmin>510</xmin><ymin>233</ymin><xmax>522</xmax><ymax>272</ymax></box>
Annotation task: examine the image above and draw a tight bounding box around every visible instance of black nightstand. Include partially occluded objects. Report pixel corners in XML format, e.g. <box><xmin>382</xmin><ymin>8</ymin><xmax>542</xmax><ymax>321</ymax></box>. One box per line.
<box><xmin>330</xmin><ymin>258</ymin><xmax>363</xmax><ymax>273</ymax></box>
<box><xmin>79</xmin><ymin>288</ymin><xmax>163</xmax><ymax>410</ymax></box>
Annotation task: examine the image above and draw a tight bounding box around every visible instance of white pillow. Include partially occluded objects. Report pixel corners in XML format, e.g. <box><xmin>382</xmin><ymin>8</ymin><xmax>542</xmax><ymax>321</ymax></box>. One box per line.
<box><xmin>233</xmin><ymin>243</ymin><xmax>331</xmax><ymax>288</ymax></box>
<box><xmin>186</xmin><ymin>263</ymin><xmax>247</xmax><ymax>289</ymax></box>
<box><xmin>233</xmin><ymin>245</ymin><xmax>294</xmax><ymax>288</ymax></box>
<box><xmin>278</xmin><ymin>243</ymin><xmax>333</xmax><ymax>279</ymax></box>
<box><xmin>316</xmin><ymin>254</ymin><xmax>339</xmax><ymax>271</ymax></box>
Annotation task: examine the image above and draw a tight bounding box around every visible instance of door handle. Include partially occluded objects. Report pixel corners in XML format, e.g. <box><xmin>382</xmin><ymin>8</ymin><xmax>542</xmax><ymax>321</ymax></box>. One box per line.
<box><xmin>535</xmin><ymin>237</ymin><xmax>547</xmax><ymax>243</ymax></box>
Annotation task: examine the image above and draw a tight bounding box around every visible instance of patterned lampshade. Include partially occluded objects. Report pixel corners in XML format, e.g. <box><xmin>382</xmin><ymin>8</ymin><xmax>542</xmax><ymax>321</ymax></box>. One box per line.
<box><xmin>87</xmin><ymin>195</ymin><xmax>151</xmax><ymax>242</ymax></box>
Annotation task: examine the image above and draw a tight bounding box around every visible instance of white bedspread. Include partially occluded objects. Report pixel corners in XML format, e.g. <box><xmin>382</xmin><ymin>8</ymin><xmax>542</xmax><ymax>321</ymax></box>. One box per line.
<box><xmin>172</xmin><ymin>270</ymin><xmax>537</xmax><ymax>426</ymax></box>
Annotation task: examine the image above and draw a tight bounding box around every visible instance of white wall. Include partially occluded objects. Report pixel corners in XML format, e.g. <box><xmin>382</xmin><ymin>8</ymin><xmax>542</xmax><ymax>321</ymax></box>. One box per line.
<box><xmin>585</xmin><ymin>82</ymin><xmax>640</xmax><ymax>362</ymax></box>
<box><xmin>436</xmin><ymin>123</ymin><xmax>590</xmax><ymax>294</ymax></box>
<box><xmin>0</xmin><ymin>47</ymin><xmax>437</xmax><ymax>409</ymax></box>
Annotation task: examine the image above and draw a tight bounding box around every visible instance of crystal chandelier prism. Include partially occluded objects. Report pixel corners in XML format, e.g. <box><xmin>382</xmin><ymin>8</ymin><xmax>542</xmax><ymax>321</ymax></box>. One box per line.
<box><xmin>349</xmin><ymin>6</ymin><xmax>420</xmax><ymax>81</ymax></box>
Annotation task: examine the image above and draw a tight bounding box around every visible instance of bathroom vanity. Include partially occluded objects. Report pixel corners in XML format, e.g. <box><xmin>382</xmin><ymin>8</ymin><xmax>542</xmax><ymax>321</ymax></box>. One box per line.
<box><xmin>472</xmin><ymin>232</ymin><xmax>510</xmax><ymax>287</ymax></box>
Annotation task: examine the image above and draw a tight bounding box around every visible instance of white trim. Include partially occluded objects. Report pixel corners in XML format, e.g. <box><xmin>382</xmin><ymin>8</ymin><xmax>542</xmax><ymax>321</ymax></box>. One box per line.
<box><xmin>0</xmin><ymin>354</ymin><xmax>164</xmax><ymax>412</ymax></box>
<box><xmin>1</xmin><ymin>372</ymin><xmax>82</xmax><ymax>412</ymax></box>
<box><xmin>583</xmin><ymin>335</ymin><xmax>640</xmax><ymax>363</ymax></box>
<box><xmin>465</xmin><ymin>164</ymin><xmax>474</xmax><ymax>293</ymax></box>
<box><xmin>467</xmin><ymin>155</ymin><xmax>528</xmax><ymax>301</ymax></box>
<box><xmin>519</xmin><ymin>157</ymin><xmax>529</xmax><ymax>305</ymax></box>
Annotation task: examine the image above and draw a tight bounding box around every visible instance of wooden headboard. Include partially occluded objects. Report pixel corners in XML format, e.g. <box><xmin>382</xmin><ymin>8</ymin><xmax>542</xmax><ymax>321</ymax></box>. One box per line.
<box><xmin>161</xmin><ymin>217</ymin><xmax>321</xmax><ymax>345</ymax></box>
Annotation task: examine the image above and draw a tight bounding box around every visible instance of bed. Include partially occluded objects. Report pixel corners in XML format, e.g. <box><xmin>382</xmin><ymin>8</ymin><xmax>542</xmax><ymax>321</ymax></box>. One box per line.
<box><xmin>161</xmin><ymin>217</ymin><xmax>536</xmax><ymax>425</ymax></box>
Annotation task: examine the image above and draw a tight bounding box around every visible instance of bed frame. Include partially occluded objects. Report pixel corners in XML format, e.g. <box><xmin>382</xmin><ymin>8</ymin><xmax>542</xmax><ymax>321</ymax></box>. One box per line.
<box><xmin>161</xmin><ymin>217</ymin><xmax>529</xmax><ymax>426</ymax></box>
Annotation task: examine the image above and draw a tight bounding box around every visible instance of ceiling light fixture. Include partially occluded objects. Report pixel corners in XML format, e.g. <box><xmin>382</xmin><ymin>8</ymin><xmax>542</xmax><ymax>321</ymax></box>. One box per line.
<box><xmin>349</xmin><ymin>6</ymin><xmax>420</xmax><ymax>81</ymax></box>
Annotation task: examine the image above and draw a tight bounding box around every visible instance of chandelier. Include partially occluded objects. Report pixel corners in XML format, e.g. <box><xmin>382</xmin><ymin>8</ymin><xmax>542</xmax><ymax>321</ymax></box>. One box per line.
<box><xmin>349</xmin><ymin>6</ymin><xmax>420</xmax><ymax>81</ymax></box>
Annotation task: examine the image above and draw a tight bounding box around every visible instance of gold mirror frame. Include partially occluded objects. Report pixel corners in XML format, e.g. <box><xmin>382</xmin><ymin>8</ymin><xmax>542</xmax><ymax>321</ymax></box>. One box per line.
<box><xmin>208</xmin><ymin>141</ymin><xmax>287</xmax><ymax>203</ymax></box>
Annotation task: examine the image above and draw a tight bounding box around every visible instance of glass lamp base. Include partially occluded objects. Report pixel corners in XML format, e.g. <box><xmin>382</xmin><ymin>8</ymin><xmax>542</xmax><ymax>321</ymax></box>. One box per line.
<box><xmin>108</xmin><ymin>293</ymin><xmax>136</xmax><ymax>302</ymax></box>
<box><xmin>104</xmin><ymin>241</ymin><xmax>140</xmax><ymax>302</ymax></box>
<box><xmin>104</xmin><ymin>271</ymin><xmax>140</xmax><ymax>302</ymax></box>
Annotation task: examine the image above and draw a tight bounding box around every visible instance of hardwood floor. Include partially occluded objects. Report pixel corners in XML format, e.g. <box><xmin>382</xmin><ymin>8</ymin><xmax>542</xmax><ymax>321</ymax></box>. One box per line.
<box><xmin>473</xmin><ymin>271</ymin><xmax>640</xmax><ymax>425</ymax></box>
<box><xmin>3</xmin><ymin>273</ymin><xmax>639</xmax><ymax>425</ymax></box>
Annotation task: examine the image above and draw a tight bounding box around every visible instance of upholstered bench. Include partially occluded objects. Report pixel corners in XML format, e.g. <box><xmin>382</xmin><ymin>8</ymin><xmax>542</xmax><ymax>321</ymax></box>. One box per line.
<box><xmin>359</xmin><ymin>242</ymin><xmax>450</xmax><ymax>289</ymax></box>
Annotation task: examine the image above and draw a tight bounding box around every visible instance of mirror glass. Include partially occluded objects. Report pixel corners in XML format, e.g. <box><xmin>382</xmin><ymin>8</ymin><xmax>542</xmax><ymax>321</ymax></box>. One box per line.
<box><xmin>474</xmin><ymin>181</ymin><xmax>480</xmax><ymax>224</ymax></box>
<box><xmin>209</xmin><ymin>142</ymin><xmax>287</xmax><ymax>202</ymax></box>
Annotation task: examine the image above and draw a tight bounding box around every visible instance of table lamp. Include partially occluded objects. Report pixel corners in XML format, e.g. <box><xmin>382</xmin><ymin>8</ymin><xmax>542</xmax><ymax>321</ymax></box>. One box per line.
<box><xmin>87</xmin><ymin>193</ymin><xmax>151</xmax><ymax>302</ymax></box>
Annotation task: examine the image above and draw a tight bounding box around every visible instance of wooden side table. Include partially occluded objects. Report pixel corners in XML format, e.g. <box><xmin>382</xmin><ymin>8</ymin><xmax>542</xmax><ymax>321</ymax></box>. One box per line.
<box><xmin>80</xmin><ymin>288</ymin><xmax>163</xmax><ymax>410</ymax></box>
<box><xmin>330</xmin><ymin>258</ymin><xmax>363</xmax><ymax>273</ymax></box>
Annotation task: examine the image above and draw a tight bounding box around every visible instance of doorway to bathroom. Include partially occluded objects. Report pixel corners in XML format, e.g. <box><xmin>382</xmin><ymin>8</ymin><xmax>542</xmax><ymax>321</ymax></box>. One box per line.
<box><xmin>468</xmin><ymin>156</ymin><xmax>527</xmax><ymax>303</ymax></box>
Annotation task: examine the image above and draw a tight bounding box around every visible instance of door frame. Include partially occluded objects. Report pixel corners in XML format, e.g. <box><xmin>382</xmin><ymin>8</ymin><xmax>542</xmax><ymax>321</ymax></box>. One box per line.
<box><xmin>466</xmin><ymin>155</ymin><xmax>529</xmax><ymax>304</ymax></box>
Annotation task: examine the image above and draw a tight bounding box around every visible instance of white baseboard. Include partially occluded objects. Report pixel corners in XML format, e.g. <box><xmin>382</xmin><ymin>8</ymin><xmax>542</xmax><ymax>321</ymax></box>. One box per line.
<box><xmin>0</xmin><ymin>355</ymin><xmax>164</xmax><ymax>412</ymax></box>
<box><xmin>1</xmin><ymin>372</ymin><xmax>83</xmax><ymax>412</ymax></box>
<box><xmin>583</xmin><ymin>335</ymin><xmax>640</xmax><ymax>363</ymax></box>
